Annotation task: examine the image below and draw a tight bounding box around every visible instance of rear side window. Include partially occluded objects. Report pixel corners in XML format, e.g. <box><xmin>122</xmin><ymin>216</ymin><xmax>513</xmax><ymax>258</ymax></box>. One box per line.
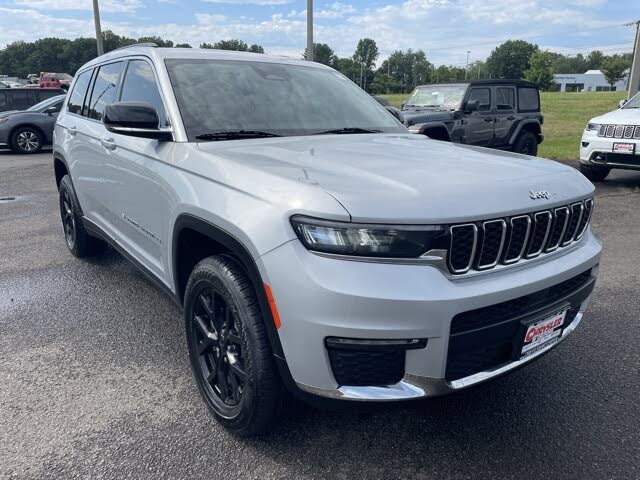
<box><xmin>120</xmin><ymin>60</ymin><xmax>167</xmax><ymax>127</ymax></box>
<box><xmin>67</xmin><ymin>70</ymin><xmax>92</xmax><ymax>115</ymax></box>
<box><xmin>518</xmin><ymin>87</ymin><xmax>539</xmax><ymax>112</ymax></box>
<box><xmin>87</xmin><ymin>62</ymin><xmax>124</xmax><ymax>121</ymax></box>
<box><xmin>496</xmin><ymin>87</ymin><xmax>515</xmax><ymax>110</ymax></box>
<box><xmin>468</xmin><ymin>88</ymin><xmax>491</xmax><ymax>112</ymax></box>
<box><xmin>11</xmin><ymin>91</ymin><xmax>34</xmax><ymax>110</ymax></box>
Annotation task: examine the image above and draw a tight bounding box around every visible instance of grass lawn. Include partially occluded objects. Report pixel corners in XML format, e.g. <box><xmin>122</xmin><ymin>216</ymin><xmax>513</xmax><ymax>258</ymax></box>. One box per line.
<box><xmin>379</xmin><ymin>91</ymin><xmax>628</xmax><ymax>159</ymax></box>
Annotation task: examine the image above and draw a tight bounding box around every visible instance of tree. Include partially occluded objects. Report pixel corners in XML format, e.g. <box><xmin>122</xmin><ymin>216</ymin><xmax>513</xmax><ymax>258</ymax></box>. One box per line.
<box><xmin>586</xmin><ymin>50</ymin><xmax>605</xmax><ymax>71</ymax></box>
<box><xmin>248</xmin><ymin>44</ymin><xmax>264</xmax><ymax>54</ymax></box>
<box><xmin>369</xmin><ymin>73</ymin><xmax>398</xmax><ymax>94</ymax></box>
<box><xmin>175</xmin><ymin>43</ymin><xmax>192</xmax><ymax>48</ymax></box>
<box><xmin>524</xmin><ymin>51</ymin><xmax>555</xmax><ymax>90</ymax></box>
<box><xmin>200</xmin><ymin>42</ymin><xmax>214</xmax><ymax>49</ymax></box>
<box><xmin>353</xmin><ymin>38</ymin><xmax>379</xmax><ymax>71</ymax></box>
<box><xmin>486</xmin><ymin>40</ymin><xmax>538</xmax><ymax>79</ymax></box>
<box><xmin>213</xmin><ymin>39</ymin><xmax>249</xmax><ymax>51</ymax></box>
<box><xmin>303</xmin><ymin>43</ymin><xmax>336</xmax><ymax>66</ymax></box>
<box><xmin>137</xmin><ymin>36</ymin><xmax>173</xmax><ymax>47</ymax></box>
<box><xmin>601</xmin><ymin>56</ymin><xmax>629</xmax><ymax>87</ymax></box>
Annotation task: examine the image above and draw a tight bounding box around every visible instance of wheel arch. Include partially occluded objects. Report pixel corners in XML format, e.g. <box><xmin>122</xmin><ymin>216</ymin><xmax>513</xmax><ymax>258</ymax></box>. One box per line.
<box><xmin>53</xmin><ymin>152</ymin><xmax>69</xmax><ymax>190</ymax></box>
<box><xmin>509</xmin><ymin>120</ymin><xmax>542</xmax><ymax>145</ymax></box>
<box><xmin>9</xmin><ymin>123</ymin><xmax>47</xmax><ymax>148</ymax></box>
<box><xmin>172</xmin><ymin>214</ymin><xmax>286</xmax><ymax>360</ymax></box>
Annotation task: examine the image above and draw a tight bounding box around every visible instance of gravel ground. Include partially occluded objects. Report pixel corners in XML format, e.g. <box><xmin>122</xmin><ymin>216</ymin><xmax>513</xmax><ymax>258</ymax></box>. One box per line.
<box><xmin>1</xmin><ymin>151</ymin><xmax>639</xmax><ymax>480</ymax></box>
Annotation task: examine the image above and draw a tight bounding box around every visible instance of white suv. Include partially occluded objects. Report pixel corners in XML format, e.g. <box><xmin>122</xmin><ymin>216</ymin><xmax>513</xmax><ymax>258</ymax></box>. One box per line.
<box><xmin>53</xmin><ymin>45</ymin><xmax>601</xmax><ymax>435</ymax></box>
<box><xmin>580</xmin><ymin>93</ymin><xmax>640</xmax><ymax>181</ymax></box>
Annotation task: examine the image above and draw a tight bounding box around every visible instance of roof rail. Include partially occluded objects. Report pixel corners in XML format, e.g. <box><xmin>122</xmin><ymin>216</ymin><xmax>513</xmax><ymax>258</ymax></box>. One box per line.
<box><xmin>110</xmin><ymin>42</ymin><xmax>158</xmax><ymax>53</ymax></box>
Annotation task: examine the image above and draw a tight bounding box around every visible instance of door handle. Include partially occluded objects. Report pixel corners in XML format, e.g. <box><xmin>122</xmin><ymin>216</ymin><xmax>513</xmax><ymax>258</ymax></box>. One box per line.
<box><xmin>507</xmin><ymin>116</ymin><xmax>516</xmax><ymax>121</ymax></box>
<box><xmin>68</xmin><ymin>126</ymin><xmax>78</xmax><ymax>136</ymax></box>
<box><xmin>101</xmin><ymin>137</ymin><xmax>117</xmax><ymax>150</ymax></box>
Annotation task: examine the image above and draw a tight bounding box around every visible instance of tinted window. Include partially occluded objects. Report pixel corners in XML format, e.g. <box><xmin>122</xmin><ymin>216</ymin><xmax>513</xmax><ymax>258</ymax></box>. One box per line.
<box><xmin>0</xmin><ymin>92</ymin><xmax>6</xmax><ymax>108</ymax></box>
<box><xmin>120</xmin><ymin>60</ymin><xmax>167</xmax><ymax>126</ymax></box>
<box><xmin>37</xmin><ymin>90</ymin><xmax>62</xmax><ymax>102</ymax></box>
<box><xmin>518</xmin><ymin>87</ymin><xmax>539</xmax><ymax>112</ymax></box>
<box><xmin>165</xmin><ymin>59</ymin><xmax>403</xmax><ymax>141</ymax></box>
<box><xmin>87</xmin><ymin>62</ymin><xmax>124</xmax><ymax>121</ymax></box>
<box><xmin>67</xmin><ymin>70</ymin><xmax>92</xmax><ymax>115</ymax></box>
<box><xmin>468</xmin><ymin>88</ymin><xmax>491</xmax><ymax>112</ymax></box>
<box><xmin>11</xmin><ymin>91</ymin><xmax>33</xmax><ymax>110</ymax></box>
<box><xmin>496</xmin><ymin>87</ymin><xmax>515</xmax><ymax>110</ymax></box>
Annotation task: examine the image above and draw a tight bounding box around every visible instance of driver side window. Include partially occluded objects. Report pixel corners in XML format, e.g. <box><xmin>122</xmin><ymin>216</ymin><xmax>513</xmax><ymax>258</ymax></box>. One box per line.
<box><xmin>468</xmin><ymin>88</ymin><xmax>491</xmax><ymax>112</ymax></box>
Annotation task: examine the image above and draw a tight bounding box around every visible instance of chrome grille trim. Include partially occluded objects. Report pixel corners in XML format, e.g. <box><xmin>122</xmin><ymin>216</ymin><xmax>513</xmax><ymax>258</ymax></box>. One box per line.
<box><xmin>448</xmin><ymin>224</ymin><xmax>478</xmax><ymax>274</ymax></box>
<box><xmin>545</xmin><ymin>206</ymin><xmax>570</xmax><ymax>253</ymax></box>
<box><xmin>503</xmin><ymin>215</ymin><xmax>531</xmax><ymax>265</ymax></box>
<box><xmin>597</xmin><ymin>124</ymin><xmax>640</xmax><ymax>139</ymax></box>
<box><xmin>447</xmin><ymin>198</ymin><xmax>593</xmax><ymax>275</ymax></box>
<box><xmin>476</xmin><ymin>219</ymin><xmax>507</xmax><ymax>270</ymax></box>
<box><xmin>525</xmin><ymin>211</ymin><xmax>552</xmax><ymax>259</ymax></box>
<box><xmin>624</xmin><ymin>126</ymin><xmax>634</xmax><ymax>138</ymax></box>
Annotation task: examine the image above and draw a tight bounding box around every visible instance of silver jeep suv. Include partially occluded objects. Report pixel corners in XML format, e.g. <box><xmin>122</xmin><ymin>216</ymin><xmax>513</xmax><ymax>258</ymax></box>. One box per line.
<box><xmin>53</xmin><ymin>45</ymin><xmax>601</xmax><ymax>436</ymax></box>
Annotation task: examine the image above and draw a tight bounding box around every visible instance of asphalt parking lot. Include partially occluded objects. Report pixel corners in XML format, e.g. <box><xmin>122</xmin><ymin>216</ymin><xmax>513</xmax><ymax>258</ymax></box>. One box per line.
<box><xmin>1</xmin><ymin>150</ymin><xmax>639</xmax><ymax>480</ymax></box>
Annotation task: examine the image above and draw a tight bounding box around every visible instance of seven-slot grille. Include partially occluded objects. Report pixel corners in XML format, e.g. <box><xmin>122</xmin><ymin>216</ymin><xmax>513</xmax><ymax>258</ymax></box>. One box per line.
<box><xmin>448</xmin><ymin>198</ymin><xmax>593</xmax><ymax>274</ymax></box>
<box><xmin>597</xmin><ymin>124</ymin><xmax>640</xmax><ymax>139</ymax></box>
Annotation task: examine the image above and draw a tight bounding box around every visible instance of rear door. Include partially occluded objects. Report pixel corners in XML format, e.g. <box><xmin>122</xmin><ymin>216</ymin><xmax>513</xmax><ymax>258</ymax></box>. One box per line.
<box><xmin>463</xmin><ymin>87</ymin><xmax>494</xmax><ymax>146</ymax></box>
<box><xmin>95</xmin><ymin>58</ymin><xmax>174</xmax><ymax>282</ymax></box>
<box><xmin>492</xmin><ymin>86</ymin><xmax>517</xmax><ymax>146</ymax></box>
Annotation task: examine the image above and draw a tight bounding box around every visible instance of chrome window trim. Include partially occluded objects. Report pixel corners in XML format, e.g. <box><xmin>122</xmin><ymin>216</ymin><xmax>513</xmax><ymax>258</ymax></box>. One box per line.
<box><xmin>476</xmin><ymin>219</ymin><xmax>507</xmax><ymax>270</ymax></box>
<box><xmin>525</xmin><ymin>210</ymin><xmax>552</xmax><ymax>259</ymax></box>
<box><xmin>448</xmin><ymin>224</ymin><xmax>478</xmax><ymax>274</ymax></box>
<box><xmin>545</xmin><ymin>206</ymin><xmax>570</xmax><ymax>253</ymax></box>
<box><xmin>503</xmin><ymin>215</ymin><xmax>531</xmax><ymax>265</ymax></box>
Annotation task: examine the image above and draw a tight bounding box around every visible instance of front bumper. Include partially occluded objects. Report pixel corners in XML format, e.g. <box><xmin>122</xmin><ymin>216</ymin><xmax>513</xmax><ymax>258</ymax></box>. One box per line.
<box><xmin>580</xmin><ymin>130</ymin><xmax>640</xmax><ymax>170</ymax></box>
<box><xmin>258</xmin><ymin>229</ymin><xmax>601</xmax><ymax>401</ymax></box>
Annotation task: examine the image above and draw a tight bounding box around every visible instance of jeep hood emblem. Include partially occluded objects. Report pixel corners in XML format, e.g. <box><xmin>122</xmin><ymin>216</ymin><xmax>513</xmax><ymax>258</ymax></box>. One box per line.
<box><xmin>530</xmin><ymin>190</ymin><xmax>551</xmax><ymax>200</ymax></box>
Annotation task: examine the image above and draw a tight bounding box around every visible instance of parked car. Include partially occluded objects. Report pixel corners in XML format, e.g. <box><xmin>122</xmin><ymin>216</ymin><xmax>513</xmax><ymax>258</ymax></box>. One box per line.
<box><xmin>0</xmin><ymin>88</ymin><xmax>65</xmax><ymax>113</ymax></box>
<box><xmin>580</xmin><ymin>92</ymin><xmax>640</xmax><ymax>181</ymax></box>
<box><xmin>0</xmin><ymin>80</ymin><xmax>22</xmax><ymax>88</ymax></box>
<box><xmin>402</xmin><ymin>80</ymin><xmax>544</xmax><ymax>155</ymax></box>
<box><xmin>0</xmin><ymin>94</ymin><xmax>65</xmax><ymax>153</ymax></box>
<box><xmin>372</xmin><ymin>95</ymin><xmax>403</xmax><ymax>122</ymax></box>
<box><xmin>39</xmin><ymin>72</ymin><xmax>73</xmax><ymax>90</ymax></box>
<box><xmin>53</xmin><ymin>45</ymin><xmax>600</xmax><ymax>436</ymax></box>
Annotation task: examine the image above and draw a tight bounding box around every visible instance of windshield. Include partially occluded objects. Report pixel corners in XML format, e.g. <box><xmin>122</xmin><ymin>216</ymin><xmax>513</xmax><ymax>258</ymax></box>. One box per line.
<box><xmin>27</xmin><ymin>94</ymin><xmax>66</xmax><ymax>112</ymax></box>
<box><xmin>623</xmin><ymin>92</ymin><xmax>640</xmax><ymax>109</ymax></box>
<box><xmin>165</xmin><ymin>59</ymin><xmax>405</xmax><ymax>140</ymax></box>
<box><xmin>404</xmin><ymin>85</ymin><xmax>468</xmax><ymax>109</ymax></box>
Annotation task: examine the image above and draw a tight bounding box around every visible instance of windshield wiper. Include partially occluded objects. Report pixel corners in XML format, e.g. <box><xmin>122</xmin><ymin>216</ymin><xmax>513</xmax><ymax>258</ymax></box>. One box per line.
<box><xmin>195</xmin><ymin>130</ymin><xmax>281</xmax><ymax>141</ymax></box>
<box><xmin>316</xmin><ymin>127</ymin><xmax>382</xmax><ymax>135</ymax></box>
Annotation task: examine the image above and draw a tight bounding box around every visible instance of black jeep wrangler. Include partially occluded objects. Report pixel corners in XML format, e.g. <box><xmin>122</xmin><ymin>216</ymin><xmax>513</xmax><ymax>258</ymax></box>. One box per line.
<box><xmin>401</xmin><ymin>80</ymin><xmax>543</xmax><ymax>156</ymax></box>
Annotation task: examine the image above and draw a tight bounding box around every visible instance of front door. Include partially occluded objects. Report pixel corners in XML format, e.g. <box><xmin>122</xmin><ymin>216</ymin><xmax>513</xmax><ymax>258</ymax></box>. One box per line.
<box><xmin>462</xmin><ymin>87</ymin><xmax>494</xmax><ymax>146</ymax></box>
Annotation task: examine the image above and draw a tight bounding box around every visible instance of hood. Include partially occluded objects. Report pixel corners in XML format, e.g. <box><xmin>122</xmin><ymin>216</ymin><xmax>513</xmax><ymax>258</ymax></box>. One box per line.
<box><xmin>197</xmin><ymin>134</ymin><xmax>593</xmax><ymax>224</ymax></box>
<box><xmin>401</xmin><ymin>109</ymin><xmax>455</xmax><ymax>127</ymax></box>
<box><xmin>590</xmin><ymin>108</ymin><xmax>640</xmax><ymax>125</ymax></box>
<box><xmin>0</xmin><ymin>110</ymin><xmax>20</xmax><ymax>118</ymax></box>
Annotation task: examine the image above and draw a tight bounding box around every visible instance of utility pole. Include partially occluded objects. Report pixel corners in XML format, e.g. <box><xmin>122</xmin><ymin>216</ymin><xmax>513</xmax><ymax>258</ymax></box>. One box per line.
<box><xmin>627</xmin><ymin>19</ymin><xmax>640</xmax><ymax>98</ymax></box>
<box><xmin>306</xmin><ymin>0</ymin><xmax>313</xmax><ymax>62</ymax></box>
<box><xmin>92</xmin><ymin>0</ymin><xmax>104</xmax><ymax>56</ymax></box>
<box><xmin>465</xmin><ymin>50</ymin><xmax>470</xmax><ymax>80</ymax></box>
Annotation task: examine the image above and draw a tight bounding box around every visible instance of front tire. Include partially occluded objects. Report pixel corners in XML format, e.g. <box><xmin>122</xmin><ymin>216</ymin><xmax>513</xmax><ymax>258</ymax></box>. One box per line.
<box><xmin>184</xmin><ymin>256</ymin><xmax>282</xmax><ymax>436</ymax></box>
<box><xmin>580</xmin><ymin>163</ymin><xmax>611</xmax><ymax>182</ymax></box>
<box><xmin>58</xmin><ymin>175</ymin><xmax>107</xmax><ymax>257</ymax></box>
<box><xmin>11</xmin><ymin>127</ymin><xmax>43</xmax><ymax>154</ymax></box>
<box><xmin>513</xmin><ymin>130</ymin><xmax>538</xmax><ymax>156</ymax></box>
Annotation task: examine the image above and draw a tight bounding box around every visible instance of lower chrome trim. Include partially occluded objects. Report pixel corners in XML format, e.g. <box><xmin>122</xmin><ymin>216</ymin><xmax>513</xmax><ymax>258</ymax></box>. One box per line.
<box><xmin>296</xmin><ymin>311</ymin><xmax>584</xmax><ymax>401</ymax></box>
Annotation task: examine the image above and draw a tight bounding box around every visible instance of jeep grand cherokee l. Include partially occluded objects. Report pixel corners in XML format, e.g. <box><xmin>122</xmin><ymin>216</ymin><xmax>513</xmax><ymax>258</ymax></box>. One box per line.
<box><xmin>53</xmin><ymin>45</ymin><xmax>601</xmax><ymax>436</ymax></box>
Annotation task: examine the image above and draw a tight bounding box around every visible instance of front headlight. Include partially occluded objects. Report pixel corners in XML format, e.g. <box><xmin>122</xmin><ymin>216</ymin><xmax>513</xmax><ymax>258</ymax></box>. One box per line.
<box><xmin>585</xmin><ymin>122</ymin><xmax>600</xmax><ymax>131</ymax></box>
<box><xmin>291</xmin><ymin>216</ymin><xmax>446</xmax><ymax>258</ymax></box>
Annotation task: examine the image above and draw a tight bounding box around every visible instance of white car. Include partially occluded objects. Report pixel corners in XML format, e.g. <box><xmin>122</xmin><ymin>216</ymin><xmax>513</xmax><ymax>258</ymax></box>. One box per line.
<box><xmin>580</xmin><ymin>93</ymin><xmax>640</xmax><ymax>181</ymax></box>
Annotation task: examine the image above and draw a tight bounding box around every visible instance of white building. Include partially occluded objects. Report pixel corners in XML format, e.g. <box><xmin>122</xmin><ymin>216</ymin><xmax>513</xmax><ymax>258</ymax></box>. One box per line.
<box><xmin>552</xmin><ymin>70</ymin><xmax>628</xmax><ymax>92</ymax></box>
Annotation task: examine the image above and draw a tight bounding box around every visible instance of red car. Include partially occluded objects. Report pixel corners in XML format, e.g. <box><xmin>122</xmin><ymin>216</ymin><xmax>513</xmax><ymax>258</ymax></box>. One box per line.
<box><xmin>39</xmin><ymin>72</ymin><xmax>73</xmax><ymax>90</ymax></box>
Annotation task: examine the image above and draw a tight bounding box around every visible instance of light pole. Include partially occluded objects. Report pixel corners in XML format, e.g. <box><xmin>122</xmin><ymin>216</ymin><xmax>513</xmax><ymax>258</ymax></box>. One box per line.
<box><xmin>306</xmin><ymin>0</ymin><xmax>313</xmax><ymax>62</ymax></box>
<box><xmin>465</xmin><ymin>50</ymin><xmax>470</xmax><ymax>80</ymax></box>
<box><xmin>92</xmin><ymin>0</ymin><xmax>104</xmax><ymax>55</ymax></box>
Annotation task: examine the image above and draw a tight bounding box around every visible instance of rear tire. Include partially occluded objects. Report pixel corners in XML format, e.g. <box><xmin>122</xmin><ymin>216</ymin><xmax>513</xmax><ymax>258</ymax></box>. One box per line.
<box><xmin>11</xmin><ymin>126</ymin><xmax>43</xmax><ymax>154</ymax></box>
<box><xmin>58</xmin><ymin>175</ymin><xmax>108</xmax><ymax>258</ymax></box>
<box><xmin>513</xmin><ymin>130</ymin><xmax>538</xmax><ymax>156</ymax></box>
<box><xmin>580</xmin><ymin>163</ymin><xmax>610</xmax><ymax>182</ymax></box>
<box><xmin>184</xmin><ymin>256</ymin><xmax>282</xmax><ymax>436</ymax></box>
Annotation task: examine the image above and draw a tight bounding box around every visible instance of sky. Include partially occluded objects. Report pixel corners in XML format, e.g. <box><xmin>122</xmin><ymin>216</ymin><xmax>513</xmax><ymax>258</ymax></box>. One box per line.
<box><xmin>0</xmin><ymin>0</ymin><xmax>637</xmax><ymax>66</ymax></box>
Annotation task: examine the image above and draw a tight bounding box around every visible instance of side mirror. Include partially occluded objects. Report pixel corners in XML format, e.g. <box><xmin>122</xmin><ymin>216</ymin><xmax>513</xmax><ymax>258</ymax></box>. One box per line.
<box><xmin>619</xmin><ymin>99</ymin><xmax>628</xmax><ymax>109</ymax></box>
<box><xmin>464</xmin><ymin>100</ymin><xmax>479</xmax><ymax>113</ymax></box>
<box><xmin>103</xmin><ymin>101</ymin><xmax>172</xmax><ymax>141</ymax></box>
<box><xmin>385</xmin><ymin>106</ymin><xmax>404</xmax><ymax>123</ymax></box>
<box><xmin>43</xmin><ymin>106</ymin><xmax>58</xmax><ymax>115</ymax></box>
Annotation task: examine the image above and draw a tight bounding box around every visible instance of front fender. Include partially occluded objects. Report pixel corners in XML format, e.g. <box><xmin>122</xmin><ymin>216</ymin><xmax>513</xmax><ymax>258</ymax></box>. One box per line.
<box><xmin>508</xmin><ymin>120</ymin><xmax>542</xmax><ymax>145</ymax></box>
<box><xmin>407</xmin><ymin>121</ymin><xmax>451</xmax><ymax>138</ymax></box>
